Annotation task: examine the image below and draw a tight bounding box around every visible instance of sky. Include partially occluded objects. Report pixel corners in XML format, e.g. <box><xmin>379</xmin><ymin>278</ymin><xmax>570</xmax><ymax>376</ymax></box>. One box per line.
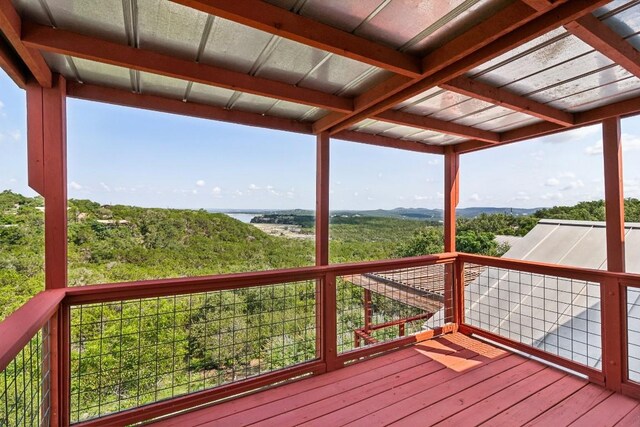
<box><xmin>1</xmin><ymin>69</ymin><xmax>640</xmax><ymax>211</ymax></box>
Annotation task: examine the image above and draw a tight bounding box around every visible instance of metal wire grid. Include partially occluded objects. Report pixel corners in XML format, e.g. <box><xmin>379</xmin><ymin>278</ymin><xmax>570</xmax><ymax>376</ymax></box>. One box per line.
<box><xmin>628</xmin><ymin>287</ymin><xmax>640</xmax><ymax>383</ymax></box>
<box><xmin>337</xmin><ymin>264</ymin><xmax>449</xmax><ymax>353</ymax></box>
<box><xmin>69</xmin><ymin>281</ymin><xmax>317</xmax><ymax>423</ymax></box>
<box><xmin>464</xmin><ymin>263</ymin><xmax>602</xmax><ymax>369</ymax></box>
<box><xmin>0</xmin><ymin>325</ymin><xmax>50</xmax><ymax>427</ymax></box>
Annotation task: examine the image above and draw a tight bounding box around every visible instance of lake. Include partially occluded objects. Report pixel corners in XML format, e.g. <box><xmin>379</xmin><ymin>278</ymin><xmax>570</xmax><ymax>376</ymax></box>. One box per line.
<box><xmin>224</xmin><ymin>213</ymin><xmax>258</xmax><ymax>223</ymax></box>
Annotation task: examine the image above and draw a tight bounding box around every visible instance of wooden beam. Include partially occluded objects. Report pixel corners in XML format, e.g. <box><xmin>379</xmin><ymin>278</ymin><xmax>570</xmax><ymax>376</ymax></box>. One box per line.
<box><xmin>444</xmin><ymin>147</ymin><xmax>459</xmax><ymax>252</ymax></box>
<box><xmin>333</xmin><ymin>130</ymin><xmax>444</xmax><ymax>155</ymax></box>
<box><xmin>0</xmin><ymin>0</ymin><xmax>51</xmax><ymax>87</ymax></box>
<box><xmin>0</xmin><ymin>37</ymin><xmax>27</xmax><ymax>88</ymax></box>
<box><xmin>603</xmin><ymin>117</ymin><xmax>625</xmax><ymax>273</ymax></box>
<box><xmin>442</xmin><ymin>76</ymin><xmax>575</xmax><ymax>126</ymax></box>
<box><xmin>27</xmin><ymin>75</ymin><xmax>67</xmax><ymax>289</ymax></box>
<box><xmin>316</xmin><ymin>132</ymin><xmax>329</xmax><ymax>267</ymax></box>
<box><xmin>456</xmin><ymin>92</ymin><xmax>640</xmax><ymax>153</ymax></box>
<box><xmin>67</xmin><ymin>82</ymin><xmax>314</xmax><ymax>134</ymax></box>
<box><xmin>22</xmin><ymin>22</ymin><xmax>353</xmax><ymax>113</ymax></box>
<box><xmin>375</xmin><ymin>109</ymin><xmax>500</xmax><ymax>143</ymax></box>
<box><xmin>314</xmin><ymin>0</ymin><xmax>608</xmax><ymax>135</ymax></box>
<box><xmin>169</xmin><ymin>0</ymin><xmax>422</xmax><ymax>78</ymax></box>
<box><xmin>566</xmin><ymin>14</ymin><xmax>640</xmax><ymax>79</ymax></box>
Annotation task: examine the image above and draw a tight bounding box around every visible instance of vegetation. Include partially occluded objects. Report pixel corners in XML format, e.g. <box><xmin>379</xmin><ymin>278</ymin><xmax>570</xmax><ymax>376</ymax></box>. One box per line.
<box><xmin>6</xmin><ymin>190</ymin><xmax>638</xmax><ymax>421</ymax></box>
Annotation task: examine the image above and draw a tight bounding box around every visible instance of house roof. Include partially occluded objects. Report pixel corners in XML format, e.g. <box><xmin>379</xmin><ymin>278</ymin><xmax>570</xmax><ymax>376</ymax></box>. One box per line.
<box><xmin>4</xmin><ymin>0</ymin><xmax>640</xmax><ymax>154</ymax></box>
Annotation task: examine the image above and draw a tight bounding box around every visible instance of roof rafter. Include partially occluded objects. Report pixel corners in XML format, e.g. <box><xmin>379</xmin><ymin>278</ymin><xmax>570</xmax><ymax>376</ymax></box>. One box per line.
<box><xmin>169</xmin><ymin>0</ymin><xmax>422</xmax><ymax>78</ymax></box>
<box><xmin>374</xmin><ymin>110</ymin><xmax>500</xmax><ymax>143</ymax></box>
<box><xmin>455</xmin><ymin>93</ymin><xmax>640</xmax><ymax>154</ymax></box>
<box><xmin>66</xmin><ymin>82</ymin><xmax>443</xmax><ymax>155</ymax></box>
<box><xmin>0</xmin><ymin>0</ymin><xmax>51</xmax><ymax>87</ymax></box>
<box><xmin>313</xmin><ymin>0</ymin><xmax>608</xmax><ymax>135</ymax></box>
<box><xmin>441</xmin><ymin>76</ymin><xmax>575</xmax><ymax>126</ymax></box>
<box><xmin>333</xmin><ymin>131</ymin><xmax>444</xmax><ymax>155</ymax></box>
<box><xmin>0</xmin><ymin>36</ymin><xmax>27</xmax><ymax>88</ymax></box>
<box><xmin>565</xmin><ymin>14</ymin><xmax>640</xmax><ymax>78</ymax></box>
<box><xmin>22</xmin><ymin>22</ymin><xmax>353</xmax><ymax>114</ymax></box>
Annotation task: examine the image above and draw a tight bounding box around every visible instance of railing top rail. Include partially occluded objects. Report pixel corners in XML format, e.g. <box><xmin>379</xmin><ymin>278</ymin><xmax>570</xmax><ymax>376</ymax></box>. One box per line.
<box><xmin>0</xmin><ymin>289</ymin><xmax>64</xmax><ymax>372</ymax></box>
<box><xmin>458</xmin><ymin>252</ymin><xmax>640</xmax><ymax>284</ymax></box>
<box><xmin>63</xmin><ymin>253</ymin><xmax>457</xmax><ymax>305</ymax></box>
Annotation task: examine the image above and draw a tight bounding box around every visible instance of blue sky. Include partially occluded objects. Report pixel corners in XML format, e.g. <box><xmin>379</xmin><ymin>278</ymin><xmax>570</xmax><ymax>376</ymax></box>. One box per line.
<box><xmin>1</xmin><ymin>70</ymin><xmax>640</xmax><ymax>211</ymax></box>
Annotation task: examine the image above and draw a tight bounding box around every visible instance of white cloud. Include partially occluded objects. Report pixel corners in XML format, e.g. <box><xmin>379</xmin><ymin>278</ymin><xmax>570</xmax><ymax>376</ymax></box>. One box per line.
<box><xmin>286</xmin><ymin>191</ymin><xmax>295</xmax><ymax>199</ymax></box>
<box><xmin>212</xmin><ymin>186</ymin><xmax>222</xmax><ymax>195</ymax></box>
<box><xmin>558</xmin><ymin>171</ymin><xmax>575</xmax><ymax>179</ymax></box>
<box><xmin>100</xmin><ymin>182</ymin><xmax>111</xmax><ymax>192</ymax></box>
<box><xmin>70</xmin><ymin>181</ymin><xmax>83</xmax><ymax>190</ymax></box>
<box><xmin>192</xmin><ymin>189</ymin><xmax>198</xmax><ymax>195</ymax></box>
<box><xmin>469</xmin><ymin>193</ymin><xmax>481</xmax><ymax>202</ymax></box>
<box><xmin>0</xmin><ymin>100</ymin><xmax>4</xmax><ymax>109</ymax></box>
<box><xmin>9</xmin><ymin>130</ymin><xmax>20</xmax><ymax>141</ymax></box>
<box><xmin>248</xmin><ymin>183</ymin><xmax>260</xmax><ymax>190</ymax></box>
<box><xmin>561</xmin><ymin>179</ymin><xmax>584</xmax><ymax>191</ymax></box>
<box><xmin>414</xmin><ymin>195</ymin><xmax>431</xmax><ymax>201</ymax></box>
<box><xmin>196</xmin><ymin>180</ymin><xmax>205</xmax><ymax>187</ymax></box>
<box><xmin>530</xmin><ymin>150</ymin><xmax>544</xmax><ymax>161</ymax></box>
<box><xmin>545</xmin><ymin>178</ymin><xmax>560</xmax><ymax>187</ymax></box>
<box><xmin>585</xmin><ymin>133</ymin><xmax>640</xmax><ymax>155</ymax></box>
<box><xmin>541</xmin><ymin>192</ymin><xmax>563</xmax><ymax>200</ymax></box>
<box><xmin>436</xmin><ymin>192</ymin><xmax>444</xmax><ymax>199</ymax></box>
<box><xmin>427</xmin><ymin>158</ymin><xmax>440</xmax><ymax>165</ymax></box>
<box><xmin>353</xmin><ymin>192</ymin><xmax>359</xmax><ymax>197</ymax></box>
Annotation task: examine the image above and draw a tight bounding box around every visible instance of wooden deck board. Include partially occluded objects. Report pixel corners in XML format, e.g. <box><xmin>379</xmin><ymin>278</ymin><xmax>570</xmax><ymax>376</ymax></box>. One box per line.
<box><xmin>149</xmin><ymin>333</ymin><xmax>640</xmax><ymax>427</ymax></box>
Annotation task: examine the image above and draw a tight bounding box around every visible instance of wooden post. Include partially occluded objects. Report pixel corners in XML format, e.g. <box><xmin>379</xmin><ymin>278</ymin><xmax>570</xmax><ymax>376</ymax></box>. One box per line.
<box><xmin>444</xmin><ymin>147</ymin><xmax>459</xmax><ymax>323</ymax></box>
<box><xmin>27</xmin><ymin>75</ymin><xmax>68</xmax><ymax>290</ymax></box>
<box><xmin>601</xmin><ymin>117</ymin><xmax>625</xmax><ymax>392</ymax></box>
<box><xmin>363</xmin><ymin>289</ymin><xmax>372</xmax><ymax>332</ymax></box>
<box><xmin>316</xmin><ymin>132</ymin><xmax>330</xmax><ymax>266</ymax></box>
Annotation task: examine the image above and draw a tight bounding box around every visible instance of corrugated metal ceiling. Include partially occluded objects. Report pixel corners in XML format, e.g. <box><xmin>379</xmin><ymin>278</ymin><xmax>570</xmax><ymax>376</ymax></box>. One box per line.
<box><xmin>10</xmin><ymin>0</ymin><xmax>640</xmax><ymax>145</ymax></box>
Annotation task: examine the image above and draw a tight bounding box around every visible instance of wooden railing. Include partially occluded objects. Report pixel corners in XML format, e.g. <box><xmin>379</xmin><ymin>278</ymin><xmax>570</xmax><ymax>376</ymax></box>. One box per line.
<box><xmin>2</xmin><ymin>252</ymin><xmax>640</xmax><ymax>426</ymax></box>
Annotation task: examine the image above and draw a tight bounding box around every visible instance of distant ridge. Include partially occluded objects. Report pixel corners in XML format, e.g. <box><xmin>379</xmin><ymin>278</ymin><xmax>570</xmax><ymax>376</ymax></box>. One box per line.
<box><xmin>212</xmin><ymin>207</ymin><xmax>540</xmax><ymax>220</ymax></box>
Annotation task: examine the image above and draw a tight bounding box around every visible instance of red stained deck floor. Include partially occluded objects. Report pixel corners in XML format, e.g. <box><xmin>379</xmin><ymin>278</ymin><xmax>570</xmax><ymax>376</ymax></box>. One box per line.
<box><xmin>151</xmin><ymin>333</ymin><xmax>640</xmax><ymax>427</ymax></box>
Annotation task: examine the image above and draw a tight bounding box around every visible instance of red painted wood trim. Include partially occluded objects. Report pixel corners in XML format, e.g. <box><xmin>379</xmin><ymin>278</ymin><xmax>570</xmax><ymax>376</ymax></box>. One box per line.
<box><xmin>42</xmin><ymin>75</ymin><xmax>67</xmax><ymax>290</ymax></box>
<box><xmin>566</xmin><ymin>14</ymin><xmax>640</xmax><ymax>79</ymax></box>
<box><xmin>169</xmin><ymin>0</ymin><xmax>422</xmax><ymax>78</ymax></box>
<box><xmin>0</xmin><ymin>290</ymin><xmax>64</xmax><ymax>372</ymax></box>
<box><xmin>442</xmin><ymin>76</ymin><xmax>574</xmax><ymax>126</ymax></box>
<box><xmin>315</xmin><ymin>132</ymin><xmax>329</xmax><ymax>266</ymax></box>
<box><xmin>620</xmin><ymin>382</ymin><xmax>640</xmax><ymax>400</ymax></box>
<box><xmin>26</xmin><ymin>81</ymin><xmax>45</xmax><ymax>195</ymax></box>
<box><xmin>321</xmin><ymin>273</ymin><xmax>339</xmax><ymax>371</ymax></box>
<box><xmin>333</xmin><ymin>130</ymin><xmax>445</xmax><ymax>155</ymax></box>
<box><xmin>63</xmin><ymin>254</ymin><xmax>458</xmax><ymax>305</ymax></box>
<box><xmin>459</xmin><ymin>324</ymin><xmax>605</xmax><ymax>385</ymax></box>
<box><xmin>457</xmin><ymin>94</ymin><xmax>640</xmax><ymax>154</ymax></box>
<box><xmin>58</xmin><ymin>305</ymin><xmax>70</xmax><ymax>427</ymax></box>
<box><xmin>457</xmin><ymin>252</ymin><xmax>630</xmax><ymax>282</ymax></box>
<box><xmin>66</xmin><ymin>82</ymin><xmax>314</xmax><ymax>135</ymax></box>
<box><xmin>603</xmin><ymin>117</ymin><xmax>626</xmax><ymax>273</ymax></box>
<box><xmin>0</xmin><ymin>37</ymin><xmax>27</xmax><ymax>88</ymax></box>
<box><xmin>600</xmin><ymin>278</ymin><xmax>625</xmax><ymax>392</ymax></box>
<box><xmin>0</xmin><ymin>0</ymin><xmax>51</xmax><ymax>87</ymax></box>
<box><xmin>454</xmin><ymin>258</ymin><xmax>466</xmax><ymax>326</ymax></box>
<box><xmin>47</xmin><ymin>309</ymin><xmax>59</xmax><ymax>427</ymax></box>
<box><xmin>375</xmin><ymin>109</ymin><xmax>500</xmax><ymax>143</ymax></box>
<box><xmin>314</xmin><ymin>0</ymin><xmax>607</xmax><ymax>134</ymax></box>
<box><xmin>22</xmin><ymin>22</ymin><xmax>353</xmax><ymax>114</ymax></box>
<box><xmin>444</xmin><ymin>148</ymin><xmax>459</xmax><ymax>252</ymax></box>
<box><xmin>74</xmin><ymin>360</ymin><xmax>325</xmax><ymax>427</ymax></box>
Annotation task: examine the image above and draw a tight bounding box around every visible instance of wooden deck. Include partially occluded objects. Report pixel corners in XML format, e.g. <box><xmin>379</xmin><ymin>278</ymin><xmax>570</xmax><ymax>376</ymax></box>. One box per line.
<box><xmin>151</xmin><ymin>333</ymin><xmax>640</xmax><ymax>427</ymax></box>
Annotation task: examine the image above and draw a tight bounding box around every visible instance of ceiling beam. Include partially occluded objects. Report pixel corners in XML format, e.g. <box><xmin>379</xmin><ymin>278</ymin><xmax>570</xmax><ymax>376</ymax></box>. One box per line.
<box><xmin>169</xmin><ymin>0</ymin><xmax>422</xmax><ymax>78</ymax></box>
<box><xmin>374</xmin><ymin>110</ymin><xmax>500</xmax><ymax>143</ymax></box>
<box><xmin>66</xmin><ymin>82</ymin><xmax>441</xmax><ymax>155</ymax></box>
<box><xmin>333</xmin><ymin>130</ymin><xmax>444</xmax><ymax>155</ymax></box>
<box><xmin>23</xmin><ymin>22</ymin><xmax>353</xmax><ymax>114</ymax></box>
<box><xmin>313</xmin><ymin>0</ymin><xmax>608</xmax><ymax>135</ymax></box>
<box><xmin>0</xmin><ymin>0</ymin><xmax>51</xmax><ymax>87</ymax></box>
<box><xmin>441</xmin><ymin>76</ymin><xmax>575</xmax><ymax>126</ymax></box>
<box><xmin>66</xmin><ymin>82</ymin><xmax>314</xmax><ymax>135</ymax></box>
<box><xmin>455</xmin><ymin>93</ymin><xmax>640</xmax><ymax>154</ymax></box>
<box><xmin>565</xmin><ymin>14</ymin><xmax>640</xmax><ymax>78</ymax></box>
<box><xmin>0</xmin><ymin>37</ymin><xmax>27</xmax><ymax>88</ymax></box>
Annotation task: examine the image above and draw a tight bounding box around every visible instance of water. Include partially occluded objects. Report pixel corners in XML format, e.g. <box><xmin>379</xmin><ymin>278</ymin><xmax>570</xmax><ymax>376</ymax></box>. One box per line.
<box><xmin>224</xmin><ymin>213</ymin><xmax>258</xmax><ymax>223</ymax></box>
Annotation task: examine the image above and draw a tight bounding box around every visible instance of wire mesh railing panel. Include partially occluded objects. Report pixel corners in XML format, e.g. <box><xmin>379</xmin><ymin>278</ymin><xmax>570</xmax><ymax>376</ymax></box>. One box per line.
<box><xmin>463</xmin><ymin>263</ymin><xmax>602</xmax><ymax>369</ymax></box>
<box><xmin>337</xmin><ymin>264</ymin><xmax>450</xmax><ymax>354</ymax></box>
<box><xmin>0</xmin><ymin>326</ymin><xmax>50</xmax><ymax>427</ymax></box>
<box><xmin>628</xmin><ymin>287</ymin><xmax>640</xmax><ymax>383</ymax></box>
<box><xmin>69</xmin><ymin>281</ymin><xmax>317</xmax><ymax>423</ymax></box>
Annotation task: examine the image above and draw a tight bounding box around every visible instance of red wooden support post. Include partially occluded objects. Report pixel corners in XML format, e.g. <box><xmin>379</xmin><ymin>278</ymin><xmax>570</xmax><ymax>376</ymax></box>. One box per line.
<box><xmin>363</xmin><ymin>288</ymin><xmax>372</xmax><ymax>332</ymax></box>
<box><xmin>601</xmin><ymin>117</ymin><xmax>625</xmax><ymax>392</ymax></box>
<box><xmin>27</xmin><ymin>75</ymin><xmax>68</xmax><ymax>290</ymax></box>
<box><xmin>322</xmin><ymin>273</ymin><xmax>339</xmax><ymax>371</ymax></box>
<box><xmin>444</xmin><ymin>147</ymin><xmax>459</xmax><ymax>324</ymax></box>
